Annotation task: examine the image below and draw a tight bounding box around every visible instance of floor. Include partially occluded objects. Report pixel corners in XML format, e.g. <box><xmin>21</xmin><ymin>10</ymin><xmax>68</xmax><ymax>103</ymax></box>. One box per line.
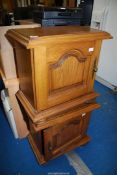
<box><xmin>0</xmin><ymin>81</ymin><xmax>117</xmax><ymax>175</ymax></box>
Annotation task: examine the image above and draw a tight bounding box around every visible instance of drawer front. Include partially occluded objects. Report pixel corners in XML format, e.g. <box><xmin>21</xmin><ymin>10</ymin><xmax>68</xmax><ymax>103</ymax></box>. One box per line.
<box><xmin>43</xmin><ymin>112</ymin><xmax>91</xmax><ymax>160</ymax></box>
<box><xmin>31</xmin><ymin>101</ymin><xmax>100</xmax><ymax>131</ymax></box>
<box><xmin>34</xmin><ymin>41</ymin><xmax>96</xmax><ymax>110</ymax></box>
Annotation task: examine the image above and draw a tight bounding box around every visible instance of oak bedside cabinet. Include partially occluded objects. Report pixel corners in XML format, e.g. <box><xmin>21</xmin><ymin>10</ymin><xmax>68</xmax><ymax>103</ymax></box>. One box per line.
<box><xmin>6</xmin><ymin>26</ymin><xmax>112</xmax><ymax>164</ymax></box>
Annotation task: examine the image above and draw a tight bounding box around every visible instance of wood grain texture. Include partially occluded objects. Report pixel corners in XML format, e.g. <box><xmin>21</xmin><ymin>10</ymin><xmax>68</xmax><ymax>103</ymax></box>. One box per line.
<box><xmin>48</xmin><ymin>52</ymin><xmax>91</xmax><ymax>108</ymax></box>
<box><xmin>28</xmin><ymin>133</ymin><xmax>90</xmax><ymax>164</ymax></box>
<box><xmin>28</xmin><ymin>134</ymin><xmax>46</xmax><ymax>164</ymax></box>
<box><xmin>43</xmin><ymin>113</ymin><xmax>89</xmax><ymax>160</ymax></box>
<box><xmin>30</xmin><ymin>102</ymin><xmax>100</xmax><ymax>131</ymax></box>
<box><xmin>14</xmin><ymin>43</ymin><xmax>35</xmax><ymax>107</ymax></box>
<box><xmin>16</xmin><ymin>90</ymin><xmax>100</xmax><ymax>123</ymax></box>
<box><xmin>6</xmin><ymin>26</ymin><xmax>112</xmax><ymax>48</ymax></box>
<box><xmin>17</xmin><ymin>90</ymin><xmax>100</xmax><ymax>132</ymax></box>
<box><xmin>6</xmin><ymin>26</ymin><xmax>111</xmax><ymax>163</ymax></box>
<box><xmin>33</xmin><ymin>46</ymin><xmax>48</xmax><ymax>110</ymax></box>
<box><xmin>49</xmin><ymin>49</ymin><xmax>86</xmax><ymax>90</ymax></box>
<box><xmin>6</xmin><ymin>26</ymin><xmax>112</xmax><ymax>110</ymax></box>
<box><xmin>0</xmin><ymin>25</ymin><xmax>39</xmax><ymax>79</ymax></box>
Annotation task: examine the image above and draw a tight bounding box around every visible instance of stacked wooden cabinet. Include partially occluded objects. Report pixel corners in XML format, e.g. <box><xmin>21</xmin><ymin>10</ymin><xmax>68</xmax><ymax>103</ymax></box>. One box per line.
<box><xmin>6</xmin><ymin>26</ymin><xmax>111</xmax><ymax>164</ymax></box>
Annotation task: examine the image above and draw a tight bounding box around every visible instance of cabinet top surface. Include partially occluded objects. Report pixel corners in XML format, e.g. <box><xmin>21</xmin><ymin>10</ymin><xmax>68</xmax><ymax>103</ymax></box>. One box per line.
<box><xmin>6</xmin><ymin>26</ymin><xmax>112</xmax><ymax>48</ymax></box>
<box><xmin>7</xmin><ymin>26</ymin><xmax>111</xmax><ymax>38</ymax></box>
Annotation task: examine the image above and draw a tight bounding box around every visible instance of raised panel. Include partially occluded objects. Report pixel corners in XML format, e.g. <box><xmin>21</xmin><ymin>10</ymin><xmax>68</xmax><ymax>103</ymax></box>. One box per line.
<box><xmin>49</xmin><ymin>49</ymin><xmax>87</xmax><ymax>92</ymax></box>
<box><xmin>43</xmin><ymin>112</ymin><xmax>92</xmax><ymax>160</ymax></box>
<box><xmin>43</xmin><ymin>116</ymin><xmax>83</xmax><ymax>160</ymax></box>
<box><xmin>51</xmin><ymin>117</ymin><xmax>82</xmax><ymax>150</ymax></box>
<box><xmin>47</xmin><ymin>41</ymin><xmax>95</xmax><ymax>63</ymax></box>
<box><xmin>49</xmin><ymin>50</ymin><xmax>86</xmax><ymax>91</ymax></box>
<box><xmin>33</xmin><ymin>41</ymin><xmax>100</xmax><ymax>110</ymax></box>
<box><xmin>47</xmin><ymin>48</ymin><xmax>92</xmax><ymax>107</ymax></box>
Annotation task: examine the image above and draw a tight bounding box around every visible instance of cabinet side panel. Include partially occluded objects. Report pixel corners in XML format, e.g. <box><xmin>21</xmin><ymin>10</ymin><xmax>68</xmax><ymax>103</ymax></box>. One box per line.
<box><xmin>14</xmin><ymin>44</ymin><xmax>35</xmax><ymax>107</ymax></box>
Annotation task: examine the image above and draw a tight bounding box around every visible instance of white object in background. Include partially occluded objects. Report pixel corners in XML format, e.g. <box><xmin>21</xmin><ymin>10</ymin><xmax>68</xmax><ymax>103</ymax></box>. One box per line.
<box><xmin>91</xmin><ymin>0</ymin><xmax>117</xmax><ymax>88</ymax></box>
<box><xmin>91</xmin><ymin>10</ymin><xmax>104</xmax><ymax>29</ymax></box>
<box><xmin>1</xmin><ymin>89</ymin><xmax>18</xmax><ymax>138</ymax></box>
<box><xmin>91</xmin><ymin>0</ymin><xmax>111</xmax><ymax>29</ymax></box>
<box><xmin>76</xmin><ymin>0</ymin><xmax>81</xmax><ymax>7</ymax></box>
<box><xmin>66</xmin><ymin>151</ymin><xmax>93</xmax><ymax>175</ymax></box>
<box><xmin>92</xmin><ymin>10</ymin><xmax>104</xmax><ymax>23</ymax></box>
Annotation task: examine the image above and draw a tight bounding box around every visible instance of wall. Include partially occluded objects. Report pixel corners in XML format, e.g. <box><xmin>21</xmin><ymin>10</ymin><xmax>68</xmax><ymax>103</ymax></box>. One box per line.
<box><xmin>91</xmin><ymin>0</ymin><xmax>117</xmax><ymax>87</ymax></box>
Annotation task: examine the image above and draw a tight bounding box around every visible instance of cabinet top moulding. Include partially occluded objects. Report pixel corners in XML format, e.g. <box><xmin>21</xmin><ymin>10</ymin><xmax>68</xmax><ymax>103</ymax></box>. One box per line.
<box><xmin>6</xmin><ymin>26</ymin><xmax>112</xmax><ymax>48</ymax></box>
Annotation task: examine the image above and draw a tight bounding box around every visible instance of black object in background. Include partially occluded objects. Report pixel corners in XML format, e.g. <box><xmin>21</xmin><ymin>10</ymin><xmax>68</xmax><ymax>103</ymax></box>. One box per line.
<box><xmin>32</xmin><ymin>6</ymin><xmax>83</xmax><ymax>26</ymax></box>
<box><xmin>79</xmin><ymin>0</ymin><xmax>94</xmax><ymax>26</ymax></box>
<box><xmin>4</xmin><ymin>13</ymin><xmax>14</xmax><ymax>26</ymax></box>
<box><xmin>13</xmin><ymin>0</ymin><xmax>94</xmax><ymax>26</ymax></box>
<box><xmin>14</xmin><ymin>6</ymin><xmax>35</xmax><ymax>20</ymax></box>
<box><xmin>55</xmin><ymin>0</ymin><xmax>63</xmax><ymax>6</ymax></box>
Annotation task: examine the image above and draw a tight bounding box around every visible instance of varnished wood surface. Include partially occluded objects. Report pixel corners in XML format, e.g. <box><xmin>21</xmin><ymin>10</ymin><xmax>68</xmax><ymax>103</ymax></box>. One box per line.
<box><xmin>17</xmin><ymin>90</ymin><xmax>100</xmax><ymax>132</ymax></box>
<box><xmin>29</xmin><ymin>111</ymin><xmax>91</xmax><ymax>163</ymax></box>
<box><xmin>14</xmin><ymin>42</ymin><xmax>35</xmax><ymax>107</ymax></box>
<box><xmin>43</xmin><ymin>113</ymin><xmax>91</xmax><ymax>160</ymax></box>
<box><xmin>11</xmin><ymin>40</ymin><xmax>102</xmax><ymax>111</ymax></box>
<box><xmin>28</xmin><ymin>111</ymin><xmax>91</xmax><ymax>163</ymax></box>
<box><xmin>33</xmin><ymin>43</ymin><xmax>94</xmax><ymax>110</ymax></box>
<box><xmin>6</xmin><ymin>26</ymin><xmax>112</xmax><ymax>39</ymax></box>
<box><xmin>6</xmin><ymin>26</ymin><xmax>112</xmax><ymax>48</ymax></box>
<box><xmin>16</xmin><ymin>90</ymin><xmax>100</xmax><ymax>123</ymax></box>
<box><xmin>26</xmin><ymin>102</ymin><xmax>100</xmax><ymax>131</ymax></box>
<box><xmin>6</xmin><ymin>26</ymin><xmax>112</xmax><ymax>163</ymax></box>
<box><xmin>28</xmin><ymin>134</ymin><xmax>46</xmax><ymax>164</ymax></box>
<box><xmin>6</xmin><ymin>26</ymin><xmax>112</xmax><ymax>110</ymax></box>
<box><xmin>28</xmin><ymin>133</ymin><xmax>90</xmax><ymax>164</ymax></box>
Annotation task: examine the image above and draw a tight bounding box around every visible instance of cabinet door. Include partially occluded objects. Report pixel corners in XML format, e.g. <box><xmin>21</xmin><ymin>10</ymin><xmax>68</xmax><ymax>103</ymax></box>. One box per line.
<box><xmin>34</xmin><ymin>41</ymin><xmax>96</xmax><ymax>110</ymax></box>
<box><xmin>43</xmin><ymin>113</ymin><xmax>90</xmax><ymax>160</ymax></box>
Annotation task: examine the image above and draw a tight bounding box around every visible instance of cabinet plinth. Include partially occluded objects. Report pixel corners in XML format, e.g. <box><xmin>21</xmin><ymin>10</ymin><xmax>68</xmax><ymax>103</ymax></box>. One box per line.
<box><xmin>6</xmin><ymin>26</ymin><xmax>112</xmax><ymax>164</ymax></box>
